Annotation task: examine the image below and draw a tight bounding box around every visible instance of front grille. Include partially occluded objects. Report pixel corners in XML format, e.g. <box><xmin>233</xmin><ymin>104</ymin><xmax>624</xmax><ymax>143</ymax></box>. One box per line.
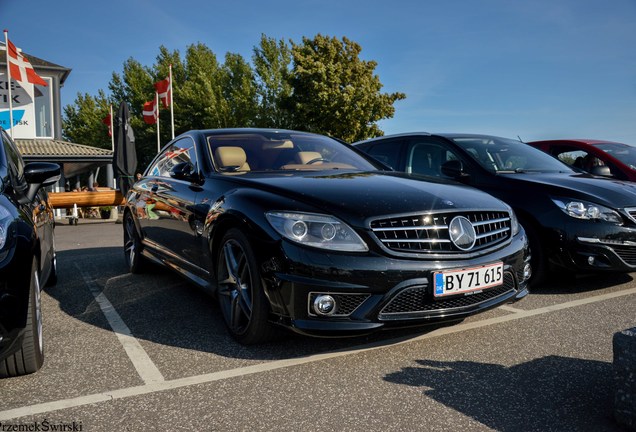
<box><xmin>378</xmin><ymin>271</ymin><xmax>516</xmax><ymax>320</ymax></box>
<box><xmin>609</xmin><ymin>245</ymin><xmax>636</xmax><ymax>265</ymax></box>
<box><xmin>308</xmin><ymin>293</ymin><xmax>370</xmax><ymax>317</ymax></box>
<box><xmin>370</xmin><ymin>211</ymin><xmax>512</xmax><ymax>254</ymax></box>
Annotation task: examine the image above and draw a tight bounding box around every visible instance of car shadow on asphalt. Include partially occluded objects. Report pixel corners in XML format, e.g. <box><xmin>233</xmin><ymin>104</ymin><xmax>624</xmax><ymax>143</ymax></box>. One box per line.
<box><xmin>532</xmin><ymin>272</ymin><xmax>634</xmax><ymax>294</ymax></box>
<box><xmin>48</xmin><ymin>247</ymin><xmax>443</xmax><ymax>362</ymax></box>
<box><xmin>383</xmin><ymin>356</ymin><xmax>620</xmax><ymax>431</ymax></box>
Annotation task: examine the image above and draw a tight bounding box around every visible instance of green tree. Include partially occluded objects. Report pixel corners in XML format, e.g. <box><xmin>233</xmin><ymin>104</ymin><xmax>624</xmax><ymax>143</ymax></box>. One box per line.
<box><xmin>109</xmin><ymin>58</ymin><xmax>156</xmax><ymax>167</ymax></box>
<box><xmin>178</xmin><ymin>43</ymin><xmax>227</xmax><ymax>130</ymax></box>
<box><xmin>62</xmin><ymin>90</ymin><xmax>111</xmax><ymax>148</ymax></box>
<box><xmin>63</xmin><ymin>35</ymin><xmax>406</xmax><ymax>168</ymax></box>
<box><xmin>221</xmin><ymin>52</ymin><xmax>259</xmax><ymax>127</ymax></box>
<box><xmin>287</xmin><ymin>34</ymin><xmax>405</xmax><ymax>142</ymax></box>
<box><xmin>252</xmin><ymin>35</ymin><xmax>293</xmax><ymax>128</ymax></box>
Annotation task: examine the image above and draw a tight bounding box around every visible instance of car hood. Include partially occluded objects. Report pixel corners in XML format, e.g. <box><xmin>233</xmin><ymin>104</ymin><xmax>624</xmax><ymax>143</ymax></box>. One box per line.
<box><xmin>498</xmin><ymin>172</ymin><xmax>636</xmax><ymax>208</ymax></box>
<box><xmin>228</xmin><ymin>171</ymin><xmax>509</xmax><ymax>225</ymax></box>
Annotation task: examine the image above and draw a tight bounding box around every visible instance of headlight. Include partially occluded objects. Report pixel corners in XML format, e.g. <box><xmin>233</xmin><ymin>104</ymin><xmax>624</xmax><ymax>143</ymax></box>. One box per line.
<box><xmin>266</xmin><ymin>211</ymin><xmax>368</xmax><ymax>252</ymax></box>
<box><xmin>503</xmin><ymin>204</ymin><xmax>520</xmax><ymax>236</ymax></box>
<box><xmin>551</xmin><ymin>198</ymin><xmax>623</xmax><ymax>225</ymax></box>
<box><xmin>0</xmin><ymin>204</ymin><xmax>11</xmax><ymax>250</ymax></box>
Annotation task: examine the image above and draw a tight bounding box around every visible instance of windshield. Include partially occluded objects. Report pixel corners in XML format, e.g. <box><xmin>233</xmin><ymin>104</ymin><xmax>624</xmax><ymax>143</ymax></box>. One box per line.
<box><xmin>596</xmin><ymin>143</ymin><xmax>636</xmax><ymax>170</ymax></box>
<box><xmin>451</xmin><ymin>136</ymin><xmax>574</xmax><ymax>173</ymax></box>
<box><xmin>207</xmin><ymin>131</ymin><xmax>379</xmax><ymax>173</ymax></box>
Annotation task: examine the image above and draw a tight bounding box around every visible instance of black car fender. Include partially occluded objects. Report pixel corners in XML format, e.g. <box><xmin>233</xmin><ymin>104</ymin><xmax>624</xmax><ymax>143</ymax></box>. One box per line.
<box><xmin>205</xmin><ymin>186</ymin><xmax>326</xmax><ymax>255</ymax></box>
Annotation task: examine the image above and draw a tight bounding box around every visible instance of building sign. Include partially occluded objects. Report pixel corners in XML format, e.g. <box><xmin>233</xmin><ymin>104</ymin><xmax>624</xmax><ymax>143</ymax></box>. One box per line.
<box><xmin>0</xmin><ymin>72</ymin><xmax>52</xmax><ymax>138</ymax></box>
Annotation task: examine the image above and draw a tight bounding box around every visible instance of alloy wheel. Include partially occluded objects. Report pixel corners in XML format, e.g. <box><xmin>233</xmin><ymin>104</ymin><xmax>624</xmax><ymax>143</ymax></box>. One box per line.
<box><xmin>217</xmin><ymin>238</ymin><xmax>253</xmax><ymax>335</ymax></box>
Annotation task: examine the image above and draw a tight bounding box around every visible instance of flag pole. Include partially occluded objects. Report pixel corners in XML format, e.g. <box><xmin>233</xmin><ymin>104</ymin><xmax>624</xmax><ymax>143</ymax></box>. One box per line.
<box><xmin>156</xmin><ymin>92</ymin><xmax>160</xmax><ymax>153</ymax></box>
<box><xmin>3</xmin><ymin>30</ymin><xmax>14</xmax><ymax>138</ymax></box>
<box><xmin>169</xmin><ymin>64</ymin><xmax>174</xmax><ymax>139</ymax></box>
<box><xmin>109</xmin><ymin>104</ymin><xmax>115</xmax><ymax>152</ymax></box>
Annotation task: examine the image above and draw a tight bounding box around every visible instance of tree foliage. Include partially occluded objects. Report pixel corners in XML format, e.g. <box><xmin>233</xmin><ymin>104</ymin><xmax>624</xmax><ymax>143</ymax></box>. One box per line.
<box><xmin>287</xmin><ymin>34</ymin><xmax>406</xmax><ymax>142</ymax></box>
<box><xmin>253</xmin><ymin>35</ymin><xmax>293</xmax><ymax>128</ymax></box>
<box><xmin>62</xmin><ymin>90</ymin><xmax>111</xmax><ymax>148</ymax></box>
<box><xmin>63</xmin><ymin>34</ymin><xmax>405</xmax><ymax>167</ymax></box>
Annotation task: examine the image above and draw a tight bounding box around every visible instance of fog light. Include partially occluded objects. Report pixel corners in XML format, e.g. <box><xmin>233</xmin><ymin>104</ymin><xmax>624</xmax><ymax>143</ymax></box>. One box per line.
<box><xmin>523</xmin><ymin>263</ymin><xmax>532</xmax><ymax>282</ymax></box>
<box><xmin>588</xmin><ymin>256</ymin><xmax>595</xmax><ymax>265</ymax></box>
<box><xmin>313</xmin><ymin>295</ymin><xmax>336</xmax><ymax>316</ymax></box>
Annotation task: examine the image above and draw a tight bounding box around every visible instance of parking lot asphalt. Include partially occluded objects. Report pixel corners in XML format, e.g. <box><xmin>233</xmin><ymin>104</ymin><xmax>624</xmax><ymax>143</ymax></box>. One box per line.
<box><xmin>0</xmin><ymin>220</ymin><xmax>634</xmax><ymax>431</ymax></box>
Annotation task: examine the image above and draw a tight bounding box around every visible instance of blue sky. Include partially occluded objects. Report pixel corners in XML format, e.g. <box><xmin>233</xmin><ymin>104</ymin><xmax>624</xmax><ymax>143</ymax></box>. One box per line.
<box><xmin>3</xmin><ymin>0</ymin><xmax>635</xmax><ymax>142</ymax></box>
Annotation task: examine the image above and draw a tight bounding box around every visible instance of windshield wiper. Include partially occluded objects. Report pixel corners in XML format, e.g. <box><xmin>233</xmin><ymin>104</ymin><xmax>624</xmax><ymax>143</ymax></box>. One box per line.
<box><xmin>495</xmin><ymin>168</ymin><xmax>544</xmax><ymax>174</ymax></box>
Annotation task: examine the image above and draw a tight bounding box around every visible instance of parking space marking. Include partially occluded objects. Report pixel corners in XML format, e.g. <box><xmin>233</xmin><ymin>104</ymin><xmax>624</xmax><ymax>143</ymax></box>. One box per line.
<box><xmin>76</xmin><ymin>264</ymin><xmax>165</xmax><ymax>385</ymax></box>
<box><xmin>1</xmin><ymin>286</ymin><xmax>634</xmax><ymax>421</ymax></box>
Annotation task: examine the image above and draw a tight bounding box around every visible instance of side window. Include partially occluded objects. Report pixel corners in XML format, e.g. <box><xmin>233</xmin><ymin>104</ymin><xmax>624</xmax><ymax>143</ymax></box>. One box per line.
<box><xmin>556</xmin><ymin>149</ymin><xmax>587</xmax><ymax>168</ymax></box>
<box><xmin>148</xmin><ymin>138</ymin><xmax>198</xmax><ymax>178</ymax></box>
<box><xmin>406</xmin><ymin>139</ymin><xmax>465</xmax><ymax>178</ymax></box>
<box><xmin>556</xmin><ymin>148</ymin><xmax>607</xmax><ymax>174</ymax></box>
<box><xmin>363</xmin><ymin>141</ymin><xmax>402</xmax><ymax>169</ymax></box>
<box><xmin>408</xmin><ymin>143</ymin><xmax>443</xmax><ymax>176</ymax></box>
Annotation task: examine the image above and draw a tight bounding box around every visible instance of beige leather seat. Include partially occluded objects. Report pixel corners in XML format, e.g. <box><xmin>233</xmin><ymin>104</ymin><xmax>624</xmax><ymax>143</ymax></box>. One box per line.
<box><xmin>214</xmin><ymin>146</ymin><xmax>250</xmax><ymax>172</ymax></box>
<box><xmin>295</xmin><ymin>151</ymin><xmax>323</xmax><ymax>164</ymax></box>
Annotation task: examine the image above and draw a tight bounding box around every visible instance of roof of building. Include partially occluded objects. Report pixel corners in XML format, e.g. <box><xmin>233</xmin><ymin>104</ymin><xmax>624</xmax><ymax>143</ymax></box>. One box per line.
<box><xmin>16</xmin><ymin>138</ymin><xmax>112</xmax><ymax>158</ymax></box>
<box><xmin>16</xmin><ymin>138</ymin><xmax>113</xmax><ymax>179</ymax></box>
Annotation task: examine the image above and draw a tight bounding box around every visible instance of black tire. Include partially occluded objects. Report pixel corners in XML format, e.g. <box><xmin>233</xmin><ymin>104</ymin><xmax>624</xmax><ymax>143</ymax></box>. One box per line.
<box><xmin>123</xmin><ymin>212</ymin><xmax>146</xmax><ymax>274</ymax></box>
<box><xmin>0</xmin><ymin>259</ymin><xmax>44</xmax><ymax>377</ymax></box>
<box><xmin>216</xmin><ymin>228</ymin><xmax>278</xmax><ymax>344</ymax></box>
<box><xmin>521</xmin><ymin>221</ymin><xmax>547</xmax><ymax>288</ymax></box>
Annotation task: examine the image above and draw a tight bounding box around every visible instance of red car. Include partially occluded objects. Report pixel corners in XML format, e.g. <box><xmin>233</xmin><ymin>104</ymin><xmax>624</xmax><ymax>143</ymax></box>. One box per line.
<box><xmin>528</xmin><ymin>139</ymin><xmax>636</xmax><ymax>182</ymax></box>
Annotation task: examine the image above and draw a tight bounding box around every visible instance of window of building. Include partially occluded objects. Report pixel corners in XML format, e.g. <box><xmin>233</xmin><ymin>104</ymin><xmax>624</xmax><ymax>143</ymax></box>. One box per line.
<box><xmin>34</xmin><ymin>77</ymin><xmax>53</xmax><ymax>138</ymax></box>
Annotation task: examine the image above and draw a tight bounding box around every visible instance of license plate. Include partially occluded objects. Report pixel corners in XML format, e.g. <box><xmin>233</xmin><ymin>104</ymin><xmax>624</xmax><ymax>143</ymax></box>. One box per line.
<box><xmin>434</xmin><ymin>262</ymin><xmax>504</xmax><ymax>297</ymax></box>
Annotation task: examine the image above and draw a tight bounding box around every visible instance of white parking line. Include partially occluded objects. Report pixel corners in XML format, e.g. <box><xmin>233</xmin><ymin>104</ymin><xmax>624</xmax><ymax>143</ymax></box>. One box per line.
<box><xmin>75</xmin><ymin>264</ymin><xmax>165</xmax><ymax>385</ymax></box>
<box><xmin>1</xmin><ymin>286</ymin><xmax>634</xmax><ymax>421</ymax></box>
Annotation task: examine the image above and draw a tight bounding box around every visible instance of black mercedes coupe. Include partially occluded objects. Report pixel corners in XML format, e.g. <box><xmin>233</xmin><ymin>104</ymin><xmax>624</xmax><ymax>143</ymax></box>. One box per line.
<box><xmin>0</xmin><ymin>128</ymin><xmax>60</xmax><ymax>377</ymax></box>
<box><xmin>123</xmin><ymin>128</ymin><xmax>529</xmax><ymax>343</ymax></box>
<box><xmin>355</xmin><ymin>132</ymin><xmax>636</xmax><ymax>286</ymax></box>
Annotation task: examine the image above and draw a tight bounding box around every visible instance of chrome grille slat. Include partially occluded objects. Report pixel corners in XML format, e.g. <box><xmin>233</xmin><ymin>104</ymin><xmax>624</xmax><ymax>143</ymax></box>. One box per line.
<box><xmin>373</xmin><ymin>225</ymin><xmax>448</xmax><ymax>232</ymax></box>
<box><xmin>370</xmin><ymin>211</ymin><xmax>512</xmax><ymax>254</ymax></box>
<box><xmin>473</xmin><ymin>217</ymin><xmax>509</xmax><ymax>226</ymax></box>
<box><xmin>476</xmin><ymin>227</ymin><xmax>509</xmax><ymax>239</ymax></box>
<box><xmin>383</xmin><ymin>239</ymin><xmax>451</xmax><ymax>244</ymax></box>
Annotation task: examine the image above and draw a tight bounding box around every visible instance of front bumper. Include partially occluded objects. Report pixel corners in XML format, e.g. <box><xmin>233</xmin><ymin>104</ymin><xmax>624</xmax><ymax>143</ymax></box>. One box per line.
<box><xmin>560</xmin><ymin>237</ymin><xmax>636</xmax><ymax>272</ymax></box>
<box><xmin>546</xmin><ymin>220</ymin><xmax>636</xmax><ymax>273</ymax></box>
<box><xmin>260</xmin><ymin>233</ymin><xmax>529</xmax><ymax>337</ymax></box>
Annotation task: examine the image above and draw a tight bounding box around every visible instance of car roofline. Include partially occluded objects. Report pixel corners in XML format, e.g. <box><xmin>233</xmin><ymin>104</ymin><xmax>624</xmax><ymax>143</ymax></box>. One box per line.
<box><xmin>354</xmin><ymin>132</ymin><xmax>526</xmax><ymax>146</ymax></box>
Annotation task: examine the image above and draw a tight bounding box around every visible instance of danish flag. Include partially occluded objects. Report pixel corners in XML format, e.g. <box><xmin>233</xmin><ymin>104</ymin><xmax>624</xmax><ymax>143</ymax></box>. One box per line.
<box><xmin>142</xmin><ymin>99</ymin><xmax>158</xmax><ymax>124</ymax></box>
<box><xmin>102</xmin><ymin>112</ymin><xmax>112</xmax><ymax>137</ymax></box>
<box><xmin>5</xmin><ymin>38</ymin><xmax>47</xmax><ymax>86</ymax></box>
<box><xmin>154</xmin><ymin>76</ymin><xmax>171</xmax><ymax>108</ymax></box>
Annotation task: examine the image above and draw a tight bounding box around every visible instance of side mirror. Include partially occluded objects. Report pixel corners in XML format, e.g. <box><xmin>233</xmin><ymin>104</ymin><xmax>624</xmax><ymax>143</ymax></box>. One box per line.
<box><xmin>169</xmin><ymin>162</ymin><xmax>196</xmax><ymax>181</ymax></box>
<box><xmin>590</xmin><ymin>165</ymin><xmax>612</xmax><ymax>178</ymax></box>
<box><xmin>24</xmin><ymin>162</ymin><xmax>61</xmax><ymax>186</ymax></box>
<box><xmin>441</xmin><ymin>160</ymin><xmax>467</xmax><ymax>179</ymax></box>
<box><xmin>20</xmin><ymin>162</ymin><xmax>61</xmax><ymax>204</ymax></box>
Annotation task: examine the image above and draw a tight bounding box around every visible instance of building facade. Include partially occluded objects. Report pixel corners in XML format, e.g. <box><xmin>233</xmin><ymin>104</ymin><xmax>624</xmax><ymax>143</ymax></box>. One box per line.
<box><xmin>1</xmin><ymin>43</ymin><xmax>115</xmax><ymax>191</ymax></box>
